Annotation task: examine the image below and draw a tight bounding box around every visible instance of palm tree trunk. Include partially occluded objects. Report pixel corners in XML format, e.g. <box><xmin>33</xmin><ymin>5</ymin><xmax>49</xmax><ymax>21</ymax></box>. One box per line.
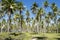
<box><xmin>1</xmin><ymin>26</ymin><xmax>2</xmax><ymax>33</ymax></box>
<box><xmin>55</xmin><ymin>17</ymin><xmax>58</xmax><ymax>33</ymax></box>
<box><xmin>20</xmin><ymin>10</ymin><xmax>22</xmax><ymax>32</ymax></box>
<box><xmin>1</xmin><ymin>23</ymin><xmax>2</xmax><ymax>33</ymax></box>
<box><xmin>42</xmin><ymin>21</ymin><xmax>44</xmax><ymax>33</ymax></box>
<box><xmin>26</xmin><ymin>21</ymin><xmax>28</xmax><ymax>32</ymax></box>
<box><xmin>8</xmin><ymin>12</ymin><xmax>11</xmax><ymax>32</ymax></box>
<box><xmin>40</xmin><ymin>15</ymin><xmax>41</xmax><ymax>33</ymax></box>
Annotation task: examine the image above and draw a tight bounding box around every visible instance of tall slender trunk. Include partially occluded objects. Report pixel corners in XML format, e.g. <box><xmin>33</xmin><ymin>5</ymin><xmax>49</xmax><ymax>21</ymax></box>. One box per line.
<box><xmin>39</xmin><ymin>15</ymin><xmax>42</xmax><ymax>33</ymax></box>
<box><xmin>20</xmin><ymin>10</ymin><xmax>22</xmax><ymax>32</ymax></box>
<box><xmin>48</xmin><ymin>18</ymin><xmax>50</xmax><ymax>33</ymax></box>
<box><xmin>1</xmin><ymin>23</ymin><xmax>2</xmax><ymax>33</ymax></box>
<box><xmin>8</xmin><ymin>12</ymin><xmax>11</xmax><ymax>32</ymax></box>
<box><xmin>27</xmin><ymin>21</ymin><xmax>28</xmax><ymax>32</ymax></box>
<box><xmin>55</xmin><ymin>16</ymin><xmax>58</xmax><ymax>33</ymax></box>
<box><xmin>1</xmin><ymin>28</ymin><xmax>2</xmax><ymax>33</ymax></box>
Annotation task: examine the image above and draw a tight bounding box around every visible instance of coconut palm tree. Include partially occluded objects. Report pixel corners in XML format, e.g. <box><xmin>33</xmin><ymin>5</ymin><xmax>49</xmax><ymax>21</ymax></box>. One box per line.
<box><xmin>47</xmin><ymin>12</ymin><xmax>53</xmax><ymax>32</ymax></box>
<box><xmin>51</xmin><ymin>3</ymin><xmax>58</xmax><ymax>33</ymax></box>
<box><xmin>0</xmin><ymin>0</ymin><xmax>18</xmax><ymax>32</ymax></box>
<box><xmin>14</xmin><ymin>13</ymin><xmax>24</xmax><ymax>32</ymax></box>
<box><xmin>31</xmin><ymin>2</ymin><xmax>39</xmax><ymax>33</ymax></box>
<box><xmin>45</xmin><ymin>12</ymin><xmax>54</xmax><ymax>32</ymax></box>
<box><xmin>34</xmin><ymin>7</ymin><xmax>44</xmax><ymax>33</ymax></box>
<box><xmin>31</xmin><ymin>2</ymin><xmax>38</xmax><ymax>14</ymax></box>
<box><xmin>38</xmin><ymin>8</ymin><xmax>44</xmax><ymax>33</ymax></box>
<box><xmin>17</xmin><ymin>2</ymin><xmax>25</xmax><ymax>32</ymax></box>
<box><xmin>37</xmin><ymin>8</ymin><xmax>44</xmax><ymax>21</ymax></box>
<box><xmin>51</xmin><ymin>3</ymin><xmax>58</xmax><ymax>16</ymax></box>
<box><xmin>25</xmin><ymin>10</ymin><xmax>30</xmax><ymax>32</ymax></box>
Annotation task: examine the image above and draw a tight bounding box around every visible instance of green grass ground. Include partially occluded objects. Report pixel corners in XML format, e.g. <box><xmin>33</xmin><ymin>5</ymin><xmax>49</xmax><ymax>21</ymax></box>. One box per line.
<box><xmin>0</xmin><ymin>32</ymin><xmax>60</xmax><ymax>40</ymax></box>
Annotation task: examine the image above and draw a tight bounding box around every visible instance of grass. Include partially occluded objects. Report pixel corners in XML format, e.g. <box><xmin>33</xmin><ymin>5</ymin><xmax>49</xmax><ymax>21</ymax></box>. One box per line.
<box><xmin>0</xmin><ymin>32</ymin><xmax>60</xmax><ymax>40</ymax></box>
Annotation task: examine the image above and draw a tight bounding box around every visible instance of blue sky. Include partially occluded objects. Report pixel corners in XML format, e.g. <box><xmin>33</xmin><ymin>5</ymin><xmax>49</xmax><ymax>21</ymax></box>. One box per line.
<box><xmin>16</xmin><ymin>0</ymin><xmax>60</xmax><ymax>9</ymax></box>
<box><xmin>16</xmin><ymin>0</ymin><xmax>60</xmax><ymax>18</ymax></box>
